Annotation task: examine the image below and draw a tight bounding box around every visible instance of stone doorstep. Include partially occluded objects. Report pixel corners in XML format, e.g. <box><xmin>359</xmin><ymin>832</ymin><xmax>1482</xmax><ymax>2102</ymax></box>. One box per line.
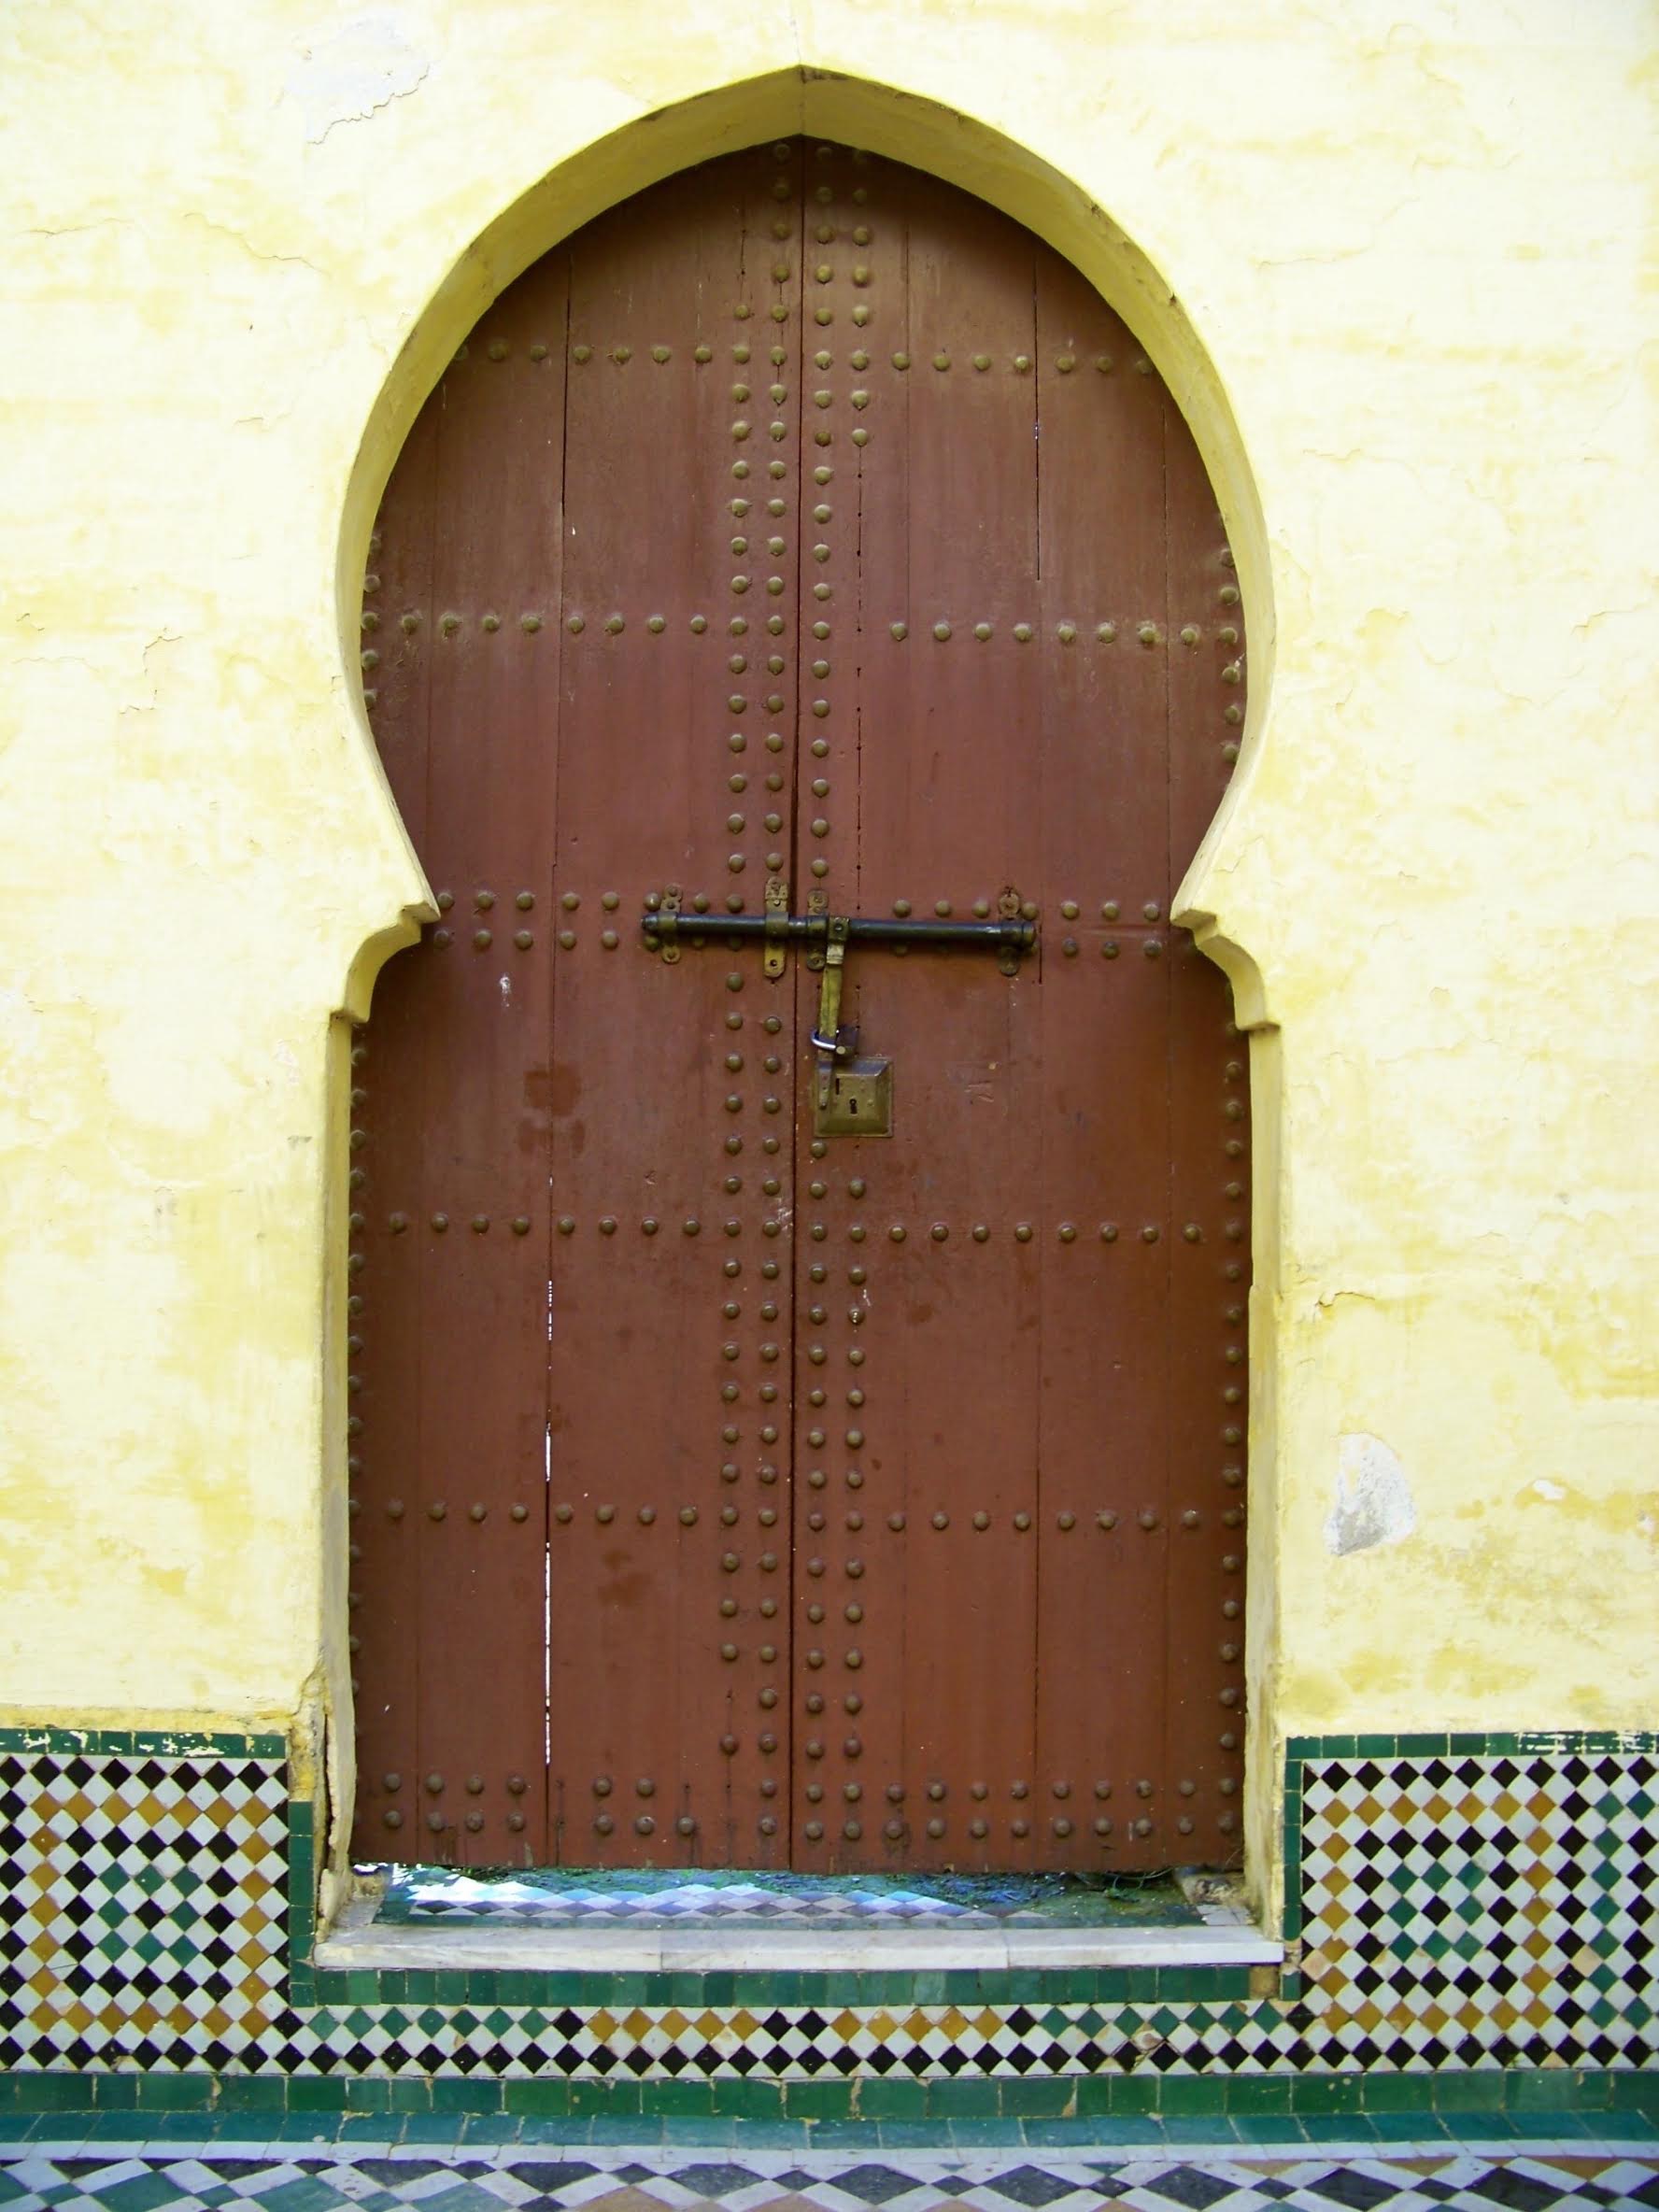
<box><xmin>315</xmin><ymin>1891</ymin><xmax>1283</xmax><ymax>1973</ymax></box>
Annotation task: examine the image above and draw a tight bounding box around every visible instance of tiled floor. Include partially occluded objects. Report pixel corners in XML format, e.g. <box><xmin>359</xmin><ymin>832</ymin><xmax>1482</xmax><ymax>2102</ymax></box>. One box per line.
<box><xmin>3</xmin><ymin>2137</ymin><xmax>1656</xmax><ymax>2212</ymax></box>
<box><xmin>374</xmin><ymin>1869</ymin><xmax>1211</xmax><ymax>1931</ymax></box>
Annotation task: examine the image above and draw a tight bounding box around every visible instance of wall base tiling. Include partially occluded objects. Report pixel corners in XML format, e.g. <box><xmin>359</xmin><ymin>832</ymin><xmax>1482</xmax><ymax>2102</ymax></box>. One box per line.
<box><xmin>0</xmin><ymin>1729</ymin><xmax>1652</xmax><ymax>2099</ymax></box>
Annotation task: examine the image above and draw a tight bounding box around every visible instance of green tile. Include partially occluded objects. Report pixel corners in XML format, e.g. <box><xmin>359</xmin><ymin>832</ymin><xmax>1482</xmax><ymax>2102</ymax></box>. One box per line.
<box><xmin>1233</xmin><ymin>2115</ymin><xmax>1309</xmax><ymax>2145</ymax></box>
<box><xmin>1359</xmin><ymin>2073</ymin><xmax>1435</xmax><ymax>2112</ymax></box>
<box><xmin>144</xmin><ymin>2114</ymin><xmax>222</xmax><ymax>2143</ymax></box>
<box><xmin>1155</xmin><ymin>2076</ymin><xmax>1233</xmax><ymax>2118</ymax></box>
<box><xmin>1106</xmin><ymin>2076</ymin><xmax>1160</xmax><ymax>2116</ymax></box>
<box><xmin>87</xmin><ymin>2115</ymin><xmax>149</xmax><ymax>2141</ymax></box>
<box><xmin>856</xmin><ymin>2077</ymin><xmax>928</xmax><ymax>2120</ymax></box>
<box><xmin>1162</xmin><ymin>2116</ymin><xmax>1239</xmax><ymax>2146</ymax></box>
<box><xmin>1505</xmin><ymin>2069</ymin><xmax>1588</xmax><ymax>2112</ymax></box>
<box><xmin>335</xmin><ymin>2116</ymin><xmax>402</xmax><ymax>2146</ymax></box>
<box><xmin>877</xmin><ymin>2120</ymin><xmax>948</xmax><ymax>2148</ymax></box>
<box><xmin>342</xmin><ymin>2078</ymin><xmax>392</xmax><ymax>2112</ymax></box>
<box><xmin>1224</xmin><ymin>2076</ymin><xmax>1292</xmax><ymax>2115</ymax></box>
<box><xmin>786</xmin><ymin>2080</ymin><xmax>856</xmax><ymax>2120</ymax></box>
<box><xmin>521</xmin><ymin>2117</ymin><xmax>588</xmax><ymax>2144</ymax></box>
<box><xmin>1433</xmin><ymin>2071</ymin><xmax>1505</xmax><ymax>2112</ymax></box>
<box><xmin>659</xmin><ymin>2118</ymin><xmax>736</xmax><ymax>2147</ymax></box>
<box><xmin>503</xmin><ymin>2080</ymin><xmax>573</xmax><ymax>2116</ymax></box>
<box><xmin>572</xmin><ymin>2079</ymin><xmax>639</xmax><ymax>2116</ymax></box>
<box><xmin>925</xmin><ymin>2079</ymin><xmax>1000</xmax><ymax>2118</ymax></box>
<box><xmin>1019</xmin><ymin>2118</ymin><xmax>1096</xmax><ymax>2148</ymax></box>
<box><xmin>732</xmin><ymin>2120</ymin><xmax>811</xmax><ymax>2149</ymax></box>
<box><xmin>460</xmin><ymin>2115</ymin><xmax>521</xmax><ymax>2144</ymax></box>
<box><xmin>642</xmin><ymin>2079</ymin><xmax>714</xmax><ymax>2117</ymax></box>
<box><xmin>1290</xmin><ymin>2075</ymin><xmax>1367</xmax><ymax>2114</ymax></box>
<box><xmin>1354</xmin><ymin>1734</ymin><xmax>1396</xmax><ymax>1757</ymax></box>
<box><xmin>948</xmin><ymin>2119</ymin><xmax>1028</xmax><ymax>2147</ymax></box>
<box><xmin>135</xmin><ymin>2074</ymin><xmax>215</xmax><ymax>2111</ymax></box>
<box><xmin>808</xmin><ymin>2120</ymin><xmax>884</xmax><ymax>2148</ymax></box>
<box><xmin>11</xmin><ymin>2077</ymin><xmax>97</xmax><ymax>2113</ymax></box>
<box><xmin>588</xmin><ymin>2116</ymin><xmax>664</xmax><ymax>2144</ymax></box>
<box><xmin>387</xmin><ymin>2078</ymin><xmax>433</xmax><ymax>2113</ymax></box>
<box><xmin>998</xmin><ymin>2078</ymin><xmax>1073</xmax><ymax>2119</ymax></box>
<box><xmin>212</xmin><ymin>2112</ymin><xmax>282</xmax><ymax>2141</ymax></box>
<box><xmin>1368</xmin><ymin>2113</ymin><xmax>1446</xmax><ymax>2142</ymax></box>
<box><xmin>274</xmin><ymin>2115</ymin><xmax>343</xmax><ymax>2144</ymax></box>
<box><xmin>218</xmin><ymin>2077</ymin><xmax>289</xmax><ymax>2112</ymax></box>
<box><xmin>1299</xmin><ymin>2115</ymin><xmax>1379</xmax><ymax>2143</ymax></box>
<box><xmin>1609</xmin><ymin>2072</ymin><xmax>1659</xmax><ymax>2110</ymax></box>
<box><xmin>1396</xmin><ymin>1734</ymin><xmax>1449</xmax><ymax>1758</ymax></box>
<box><xmin>710</xmin><ymin>2079</ymin><xmax>785</xmax><ymax>2118</ymax></box>
<box><xmin>400</xmin><ymin>2114</ymin><xmax>471</xmax><ymax>2144</ymax></box>
<box><xmin>287</xmin><ymin>2077</ymin><xmax>349</xmax><ymax>2114</ymax></box>
<box><xmin>431</xmin><ymin>2077</ymin><xmax>503</xmax><ymax>2114</ymax></box>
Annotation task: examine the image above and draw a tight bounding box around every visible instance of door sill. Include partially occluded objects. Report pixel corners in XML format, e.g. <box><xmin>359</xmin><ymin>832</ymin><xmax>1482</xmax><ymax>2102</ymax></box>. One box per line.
<box><xmin>316</xmin><ymin>1871</ymin><xmax>1281</xmax><ymax>1974</ymax></box>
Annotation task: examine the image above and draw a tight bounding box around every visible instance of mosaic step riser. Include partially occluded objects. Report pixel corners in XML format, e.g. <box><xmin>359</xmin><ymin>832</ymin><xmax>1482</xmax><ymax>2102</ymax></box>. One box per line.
<box><xmin>0</xmin><ymin>1731</ymin><xmax>1653</xmax><ymax>2086</ymax></box>
<box><xmin>4</xmin><ymin>2146</ymin><xmax>1659</xmax><ymax>2212</ymax></box>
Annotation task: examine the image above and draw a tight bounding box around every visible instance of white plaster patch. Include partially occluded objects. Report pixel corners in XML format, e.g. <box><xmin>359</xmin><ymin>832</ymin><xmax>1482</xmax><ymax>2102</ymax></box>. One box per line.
<box><xmin>1326</xmin><ymin>1432</ymin><xmax>1415</xmax><ymax>1556</ymax></box>
<box><xmin>285</xmin><ymin>16</ymin><xmax>431</xmax><ymax>145</ymax></box>
<box><xmin>1530</xmin><ymin>1477</ymin><xmax>1566</xmax><ymax>1501</ymax></box>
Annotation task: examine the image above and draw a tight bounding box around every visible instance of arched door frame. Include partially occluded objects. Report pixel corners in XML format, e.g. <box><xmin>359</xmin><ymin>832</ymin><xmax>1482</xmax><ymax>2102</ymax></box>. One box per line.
<box><xmin>327</xmin><ymin>66</ymin><xmax>1283</xmax><ymax>1928</ymax></box>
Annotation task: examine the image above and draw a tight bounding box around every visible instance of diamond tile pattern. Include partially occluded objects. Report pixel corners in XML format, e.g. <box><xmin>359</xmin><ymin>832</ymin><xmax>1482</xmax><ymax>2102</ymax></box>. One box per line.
<box><xmin>3</xmin><ymin>2148</ymin><xmax>1657</xmax><ymax>2212</ymax></box>
<box><xmin>0</xmin><ymin>1737</ymin><xmax>1655</xmax><ymax>2080</ymax></box>
<box><xmin>0</xmin><ymin>1751</ymin><xmax>291</xmax><ymax>2070</ymax></box>
<box><xmin>1296</xmin><ymin>1750</ymin><xmax>1658</xmax><ymax>2072</ymax></box>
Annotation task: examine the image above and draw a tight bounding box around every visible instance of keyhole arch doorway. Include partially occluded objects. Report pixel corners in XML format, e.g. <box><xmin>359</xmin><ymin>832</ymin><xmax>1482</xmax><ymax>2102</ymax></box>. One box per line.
<box><xmin>342</xmin><ymin>115</ymin><xmax>1266</xmax><ymax>1881</ymax></box>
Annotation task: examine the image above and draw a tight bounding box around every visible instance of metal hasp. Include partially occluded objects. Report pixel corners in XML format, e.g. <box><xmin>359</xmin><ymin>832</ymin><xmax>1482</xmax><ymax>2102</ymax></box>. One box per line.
<box><xmin>642</xmin><ymin>895</ymin><xmax>1037</xmax><ymax>1137</ymax></box>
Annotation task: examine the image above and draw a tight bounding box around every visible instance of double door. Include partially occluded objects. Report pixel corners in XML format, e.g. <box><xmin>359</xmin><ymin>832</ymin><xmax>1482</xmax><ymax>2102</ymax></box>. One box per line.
<box><xmin>348</xmin><ymin>137</ymin><xmax>1249</xmax><ymax>1872</ymax></box>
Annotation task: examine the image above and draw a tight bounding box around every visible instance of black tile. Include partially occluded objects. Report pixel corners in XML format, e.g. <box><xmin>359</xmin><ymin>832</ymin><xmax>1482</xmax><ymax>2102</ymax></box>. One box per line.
<box><xmin>979</xmin><ymin>2167</ymin><xmax>1086</xmax><ymax>2208</ymax></box>
<box><xmin>817</xmin><ymin>2165</ymin><xmax>930</xmax><ymax>2205</ymax></box>
<box><xmin>1142</xmin><ymin>2165</ymin><xmax>1239</xmax><ymax>2211</ymax></box>
<box><xmin>1308</xmin><ymin>2171</ymin><xmax>1403</xmax><ymax>2211</ymax></box>
<box><xmin>666</xmin><ymin>2167</ymin><xmax>765</xmax><ymax>2199</ymax></box>
<box><xmin>507</xmin><ymin>2164</ymin><xmax>602</xmax><ymax>2192</ymax></box>
<box><xmin>1468</xmin><ymin>2171</ymin><xmax>1577</xmax><ymax>2212</ymax></box>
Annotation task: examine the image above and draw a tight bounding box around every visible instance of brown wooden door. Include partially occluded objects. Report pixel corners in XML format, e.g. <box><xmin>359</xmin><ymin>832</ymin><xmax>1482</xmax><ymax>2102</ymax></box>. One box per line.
<box><xmin>348</xmin><ymin>138</ymin><xmax>1249</xmax><ymax>1876</ymax></box>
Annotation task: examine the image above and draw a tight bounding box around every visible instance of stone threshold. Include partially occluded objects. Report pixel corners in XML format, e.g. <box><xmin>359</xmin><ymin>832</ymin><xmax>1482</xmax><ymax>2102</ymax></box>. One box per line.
<box><xmin>316</xmin><ymin>1878</ymin><xmax>1282</xmax><ymax>1974</ymax></box>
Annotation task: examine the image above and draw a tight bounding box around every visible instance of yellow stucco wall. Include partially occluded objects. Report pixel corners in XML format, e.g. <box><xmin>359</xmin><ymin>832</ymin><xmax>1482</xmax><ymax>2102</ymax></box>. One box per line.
<box><xmin>2</xmin><ymin>0</ymin><xmax>1655</xmax><ymax>1912</ymax></box>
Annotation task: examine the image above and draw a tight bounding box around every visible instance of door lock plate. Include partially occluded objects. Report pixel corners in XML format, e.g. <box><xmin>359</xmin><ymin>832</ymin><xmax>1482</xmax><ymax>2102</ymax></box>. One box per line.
<box><xmin>814</xmin><ymin>1055</ymin><xmax>894</xmax><ymax>1138</ymax></box>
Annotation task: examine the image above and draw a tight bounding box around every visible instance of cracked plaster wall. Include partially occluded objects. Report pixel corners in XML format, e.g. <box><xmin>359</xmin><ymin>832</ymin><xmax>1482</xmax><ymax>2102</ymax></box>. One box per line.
<box><xmin>0</xmin><ymin>0</ymin><xmax>1654</xmax><ymax>1893</ymax></box>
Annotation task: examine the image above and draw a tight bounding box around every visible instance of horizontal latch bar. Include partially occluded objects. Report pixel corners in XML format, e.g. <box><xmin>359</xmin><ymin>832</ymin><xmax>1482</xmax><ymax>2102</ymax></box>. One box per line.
<box><xmin>642</xmin><ymin>911</ymin><xmax>1036</xmax><ymax>952</ymax></box>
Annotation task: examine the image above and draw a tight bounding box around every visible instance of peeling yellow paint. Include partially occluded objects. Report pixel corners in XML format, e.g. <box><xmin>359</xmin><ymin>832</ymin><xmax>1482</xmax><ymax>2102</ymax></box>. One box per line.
<box><xmin>2</xmin><ymin>2</ymin><xmax>1655</xmax><ymax>1931</ymax></box>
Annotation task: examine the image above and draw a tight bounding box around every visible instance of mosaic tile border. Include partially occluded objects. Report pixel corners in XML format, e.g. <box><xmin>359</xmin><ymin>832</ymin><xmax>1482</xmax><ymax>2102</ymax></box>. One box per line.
<box><xmin>1</xmin><ymin>1726</ymin><xmax>1654</xmax><ymax>2094</ymax></box>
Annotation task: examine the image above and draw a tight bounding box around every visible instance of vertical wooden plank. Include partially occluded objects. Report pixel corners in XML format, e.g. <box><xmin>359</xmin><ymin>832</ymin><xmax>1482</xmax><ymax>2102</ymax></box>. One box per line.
<box><xmin>1163</xmin><ymin>401</ymin><xmax>1250</xmax><ymax>1862</ymax></box>
<box><xmin>543</xmin><ymin>144</ymin><xmax>801</xmax><ymax>1867</ymax></box>
<box><xmin>347</xmin><ymin>407</ymin><xmax>437</xmax><ymax>1863</ymax></box>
